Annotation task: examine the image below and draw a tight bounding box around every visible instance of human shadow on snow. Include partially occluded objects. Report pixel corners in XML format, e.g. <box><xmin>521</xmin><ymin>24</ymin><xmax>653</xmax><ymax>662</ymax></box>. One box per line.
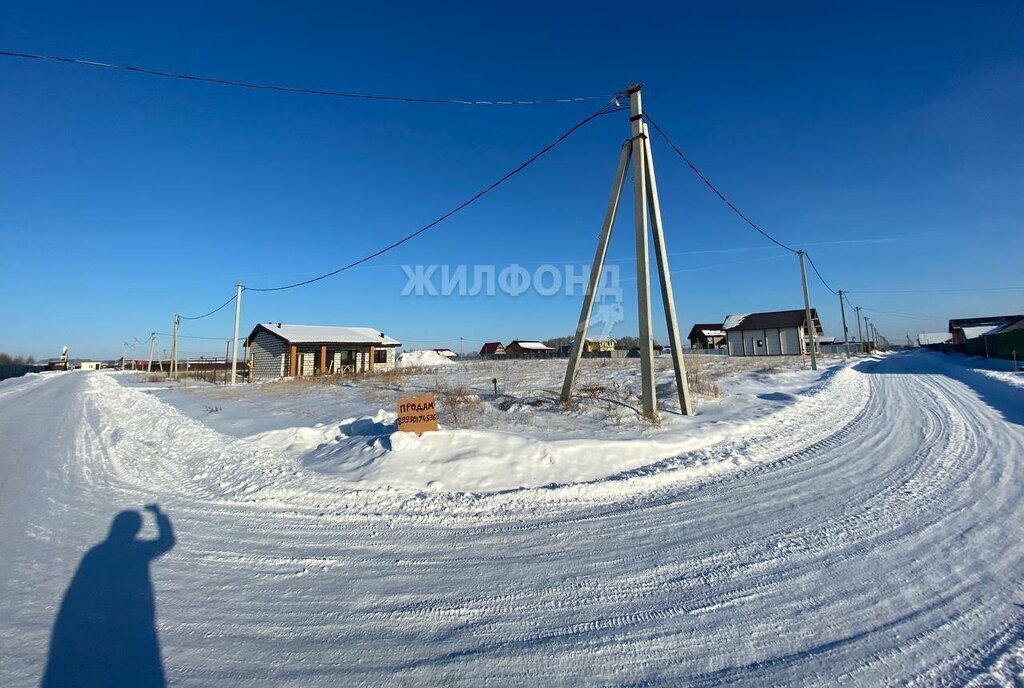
<box><xmin>853</xmin><ymin>351</ymin><xmax>1024</xmax><ymax>426</ymax></box>
<box><xmin>42</xmin><ymin>504</ymin><xmax>176</xmax><ymax>688</ymax></box>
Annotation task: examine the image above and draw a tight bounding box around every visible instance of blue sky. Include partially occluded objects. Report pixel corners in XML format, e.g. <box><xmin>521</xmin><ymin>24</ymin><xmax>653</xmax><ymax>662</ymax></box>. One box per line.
<box><xmin>1</xmin><ymin>2</ymin><xmax>1021</xmax><ymax>359</ymax></box>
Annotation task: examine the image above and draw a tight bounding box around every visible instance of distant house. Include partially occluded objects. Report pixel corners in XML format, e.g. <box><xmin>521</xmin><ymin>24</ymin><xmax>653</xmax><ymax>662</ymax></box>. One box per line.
<box><xmin>723</xmin><ymin>309</ymin><xmax>823</xmax><ymax>357</ymax></box>
<box><xmin>687</xmin><ymin>323</ymin><xmax>726</xmax><ymax>350</ymax></box>
<box><xmin>505</xmin><ymin>340</ymin><xmax>556</xmax><ymax>356</ymax></box>
<box><xmin>433</xmin><ymin>348</ymin><xmax>458</xmax><ymax>358</ymax></box>
<box><xmin>79</xmin><ymin>361</ymin><xmax>102</xmax><ymax>371</ymax></box>
<box><xmin>558</xmin><ymin>337</ymin><xmax>624</xmax><ymax>358</ymax></box>
<box><xmin>918</xmin><ymin>332</ymin><xmax>953</xmax><ymax>346</ymax></box>
<box><xmin>585</xmin><ymin>338</ymin><xmax>616</xmax><ymax>353</ymax></box>
<box><xmin>479</xmin><ymin>342</ymin><xmax>506</xmax><ymax>357</ymax></box>
<box><xmin>245</xmin><ymin>323</ymin><xmax>400</xmax><ymax>379</ymax></box>
<box><xmin>949</xmin><ymin>315</ymin><xmax>1024</xmax><ymax>345</ymax></box>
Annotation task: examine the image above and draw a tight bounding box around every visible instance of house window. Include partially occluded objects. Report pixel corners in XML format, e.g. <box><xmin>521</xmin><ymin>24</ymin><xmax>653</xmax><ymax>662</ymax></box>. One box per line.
<box><xmin>374</xmin><ymin>349</ymin><xmax>388</xmax><ymax>364</ymax></box>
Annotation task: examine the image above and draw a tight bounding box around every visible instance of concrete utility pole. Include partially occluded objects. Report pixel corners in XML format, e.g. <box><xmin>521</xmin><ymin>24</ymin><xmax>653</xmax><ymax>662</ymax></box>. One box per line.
<box><xmin>130</xmin><ymin>338</ymin><xmax>137</xmax><ymax>370</ymax></box>
<box><xmin>630</xmin><ymin>86</ymin><xmax>658</xmax><ymax>418</ymax></box>
<box><xmin>855</xmin><ymin>306</ymin><xmax>864</xmax><ymax>353</ymax></box>
<box><xmin>171</xmin><ymin>314</ymin><xmax>180</xmax><ymax>378</ymax></box>
<box><xmin>561</xmin><ymin>84</ymin><xmax>693</xmax><ymax>418</ymax></box>
<box><xmin>147</xmin><ymin>333</ymin><xmax>156</xmax><ymax>372</ymax></box>
<box><xmin>230</xmin><ymin>283</ymin><xmax>243</xmax><ymax>385</ymax></box>
<box><xmin>838</xmin><ymin>290</ymin><xmax>850</xmax><ymax>359</ymax></box>
<box><xmin>797</xmin><ymin>250</ymin><xmax>818</xmax><ymax>371</ymax></box>
<box><xmin>863</xmin><ymin>317</ymin><xmax>871</xmax><ymax>351</ymax></box>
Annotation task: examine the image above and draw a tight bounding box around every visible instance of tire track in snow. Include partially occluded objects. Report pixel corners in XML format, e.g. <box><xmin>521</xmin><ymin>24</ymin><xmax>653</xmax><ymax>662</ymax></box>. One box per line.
<box><xmin>2</xmin><ymin>355</ymin><xmax>1024</xmax><ymax>686</ymax></box>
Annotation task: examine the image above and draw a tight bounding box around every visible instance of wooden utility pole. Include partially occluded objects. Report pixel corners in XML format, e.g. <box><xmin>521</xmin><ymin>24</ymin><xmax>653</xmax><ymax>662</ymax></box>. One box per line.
<box><xmin>797</xmin><ymin>251</ymin><xmax>818</xmax><ymax>371</ymax></box>
<box><xmin>561</xmin><ymin>84</ymin><xmax>693</xmax><ymax>418</ymax></box>
<box><xmin>230</xmin><ymin>282</ymin><xmax>243</xmax><ymax>384</ymax></box>
<box><xmin>838</xmin><ymin>290</ymin><xmax>850</xmax><ymax>359</ymax></box>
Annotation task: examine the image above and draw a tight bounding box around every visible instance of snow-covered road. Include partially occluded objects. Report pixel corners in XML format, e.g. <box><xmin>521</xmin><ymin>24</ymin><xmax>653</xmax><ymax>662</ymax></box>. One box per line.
<box><xmin>2</xmin><ymin>352</ymin><xmax>1023</xmax><ymax>685</ymax></box>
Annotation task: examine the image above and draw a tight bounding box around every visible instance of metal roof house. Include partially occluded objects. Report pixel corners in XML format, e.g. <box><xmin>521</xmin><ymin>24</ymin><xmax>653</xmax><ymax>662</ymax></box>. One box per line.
<box><xmin>244</xmin><ymin>323</ymin><xmax>400</xmax><ymax>379</ymax></box>
<box><xmin>504</xmin><ymin>340</ymin><xmax>556</xmax><ymax>356</ymax></box>
<box><xmin>723</xmin><ymin>309</ymin><xmax>823</xmax><ymax>357</ymax></box>
<box><xmin>687</xmin><ymin>323</ymin><xmax>727</xmax><ymax>350</ymax></box>
<box><xmin>948</xmin><ymin>315</ymin><xmax>1024</xmax><ymax>345</ymax></box>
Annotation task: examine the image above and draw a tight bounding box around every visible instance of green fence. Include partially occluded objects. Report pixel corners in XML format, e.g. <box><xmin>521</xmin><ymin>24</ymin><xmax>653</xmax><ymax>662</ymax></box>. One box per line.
<box><xmin>962</xmin><ymin>330</ymin><xmax>1024</xmax><ymax>361</ymax></box>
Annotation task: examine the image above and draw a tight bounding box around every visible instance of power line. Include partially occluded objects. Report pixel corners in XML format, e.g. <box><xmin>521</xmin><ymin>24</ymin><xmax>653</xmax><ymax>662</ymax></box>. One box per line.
<box><xmin>847</xmin><ymin>286</ymin><xmax>1024</xmax><ymax>294</ymax></box>
<box><xmin>860</xmin><ymin>306</ymin><xmax>946</xmax><ymax>322</ymax></box>
<box><xmin>804</xmin><ymin>252</ymin><xmax>838</xmax><ymax>295</ymax></box>
<box><xmin>154</xmin><ymin>332</ymin><xmax>242</xmax><ymax>341</ymax></box>
<box><xmin>247</xmin><ymin>99</ymin><xmax>625</xmax><ymax>292</ymax></box>
<box><xmin>0</xmin><ymin>50</ymin><xmax>612</xmax><ymax>106</ymax></box>
<box><xmin>179</xmin><ymin>292</ymin><xmax>238</xmax><ymax>320</ymax></box>
<box><xmin>642</xmin><ymin>111</ymin><xmax>799</xmax><ymax>254</ymax></box>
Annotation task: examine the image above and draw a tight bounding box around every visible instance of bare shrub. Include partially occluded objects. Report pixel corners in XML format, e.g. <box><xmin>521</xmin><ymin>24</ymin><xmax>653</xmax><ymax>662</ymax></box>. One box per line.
<box><xmin>432</xmin><ymin>379</ymin><xmax>481</xmax><ymax>428</ymax></box>
<box><xmin>685</xmin><ymin>354</ymin><xmax>723</xmax><ymax>402</ymax></box>
<box><xmin>559</xmin><ymin>396</ymin><xmax>581</xmax><ymax>413</ymax></box>
<box><xmin>577</xmin><ymin>383</ymin><xmax>607</xmax><ymax>400</ymax></box>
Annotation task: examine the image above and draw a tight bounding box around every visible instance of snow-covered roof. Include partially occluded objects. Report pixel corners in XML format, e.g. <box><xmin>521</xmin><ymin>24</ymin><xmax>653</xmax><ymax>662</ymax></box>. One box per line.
<box><xmin>700</xmin><ymin>329</ymin><xmax>726</xmax><ymax>338</ymax></box>
<box><xmin>433</xmin><ymin>349</ymin><xmax>458</xmax><ymax>357</ymax></box>
<box><xmin>722</xmin><ymin>314</ymin><xmax>749</xmax><ymax>330</ymax></box>
<box><xmin>512</xmin><ymin>341</ymin><xmax>554</xmax><ymax>351</ymax></box>
<box><xmin>918</xmin><ymin>332</ymin><xmax>953</xmax><ymax>345</ymax></box>
<box><xmin>960</xmin><ymin>325</ymin><xmax>999</xmax><ymax>340</ymax></box>
<box><xmin>251</xmin><ymin>323</ymin><xmax>400</xmax><ymax>346</ymax></box>
<box><xmin>817</xmin><ymin>336</ymin><xmax>836</xmax><ymax>344</ymax></box>
<box><xmin>723</xmin><ymin>309</ymin><xmax>823</xmax><ymax>334</ymax></box>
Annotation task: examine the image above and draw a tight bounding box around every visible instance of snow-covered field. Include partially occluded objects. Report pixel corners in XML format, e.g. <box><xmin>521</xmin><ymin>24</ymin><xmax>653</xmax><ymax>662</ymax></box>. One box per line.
<box><xmin>2</xmin><ymin>351</ymin><xmax>1023</xmax><ymax>685</ymax></box>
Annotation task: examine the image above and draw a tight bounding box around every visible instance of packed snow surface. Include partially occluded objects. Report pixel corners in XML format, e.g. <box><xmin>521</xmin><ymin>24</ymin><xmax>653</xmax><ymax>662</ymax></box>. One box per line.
<box><xmin>2</xmin><ymin>352</ymin><xmax>1024</xmax><ymax>685</ymax></box>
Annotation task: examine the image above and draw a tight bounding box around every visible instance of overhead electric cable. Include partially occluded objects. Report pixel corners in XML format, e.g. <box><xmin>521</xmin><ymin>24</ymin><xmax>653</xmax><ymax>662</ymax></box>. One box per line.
<box><xmin>179</xmin><ymin>292</ymin><xmax>238</xmax><ymax>320</ymax></box>
<box><xmin>848</xmin><ymin>286</ymin><xmax>1024</xmax><ymax>294</ymax></box>
<box><xmin>247</xmin><ymin>99</ymin><xmax>625</xmax><ymax>292</ymax></box>
<box><xmin>804</xmin><ymin>252</ymin><xmax>838</xmax><ymax>295</ymax></box>
<box><xmin>0</xmin><ymin>50</ymin><xmax>612</xmax><ymax>106</ymax></box>
<box><xmin>642</xmin><ymin>112</ymin><xmax>799</xmax><ymax>254</ymax></box>
<box><xmin>860</xmin><ymin>306</ymin><xmax>946</xmax><ymax>321</ymax></box>
<box><xmin>155</xmin><ymin>333</ymin><xmax>243</xmax><ymax>341</ymax></box>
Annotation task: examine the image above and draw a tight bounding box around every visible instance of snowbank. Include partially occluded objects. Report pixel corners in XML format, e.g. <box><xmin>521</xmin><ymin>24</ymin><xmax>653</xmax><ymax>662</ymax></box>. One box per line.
<box><xmin>236</xmin><ymin>362</ymin><xmax>861</xmax><ymax>493</ymax></box>
<box><xmin>397</xmin><ymin>350</ymin><xmax>455</xmax><ymax>368</ymax></box>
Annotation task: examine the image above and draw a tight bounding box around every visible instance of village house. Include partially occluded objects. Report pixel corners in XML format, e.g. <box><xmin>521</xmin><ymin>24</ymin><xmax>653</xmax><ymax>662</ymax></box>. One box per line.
<box><xmin>504</xmin><ymin>340</ymin><xmax>556</xmax><ymax>356</ymax></box>
<box><xmin>245</xmin><ymin>323</ymin><xmax>400</xmax><ymax>380</ymax></box>
<box><xmin>584</xmin><ymin>337</ymin><xmax>616</xmax><ymax>353</ymax></box>
<box><xmin>948</xmin><ymin>315</ymin><xmax>1024</xmax><ymax>345</ymax></box>
<box><xmin>479</xmin><ymin>342</ymin><xmax>506</xmax><ymax>357</ymax></box>
<box><xmin>723</xmin><ymin>309</ymin><xmax>823</xmax><ymax>357</ymax></box>
<box><xmin>918</xmin><ymin>332</ymin><xmax>953</xmax><ymax>346</ymax></box>
<box><xmin>557</xmin><ymin>337</ymin><xmax>624</xmax><ymax>358</ymax></box>
<box><xmin>686</xmin><ymin>323</ymin><xmax>727</xmax><ymax>350</ymax></box>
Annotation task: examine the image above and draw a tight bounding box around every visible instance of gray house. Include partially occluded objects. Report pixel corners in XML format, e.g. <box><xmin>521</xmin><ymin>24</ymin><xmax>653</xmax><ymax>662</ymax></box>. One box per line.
<box><xmin>245</xmin><ymin>323</ymin><xmax>400</xmax><ymax>379</ymax></box>
<box><xmin>723</xmin><ymin>309</ymin><xmax>823</xmax><ymax>357</ymax></box>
